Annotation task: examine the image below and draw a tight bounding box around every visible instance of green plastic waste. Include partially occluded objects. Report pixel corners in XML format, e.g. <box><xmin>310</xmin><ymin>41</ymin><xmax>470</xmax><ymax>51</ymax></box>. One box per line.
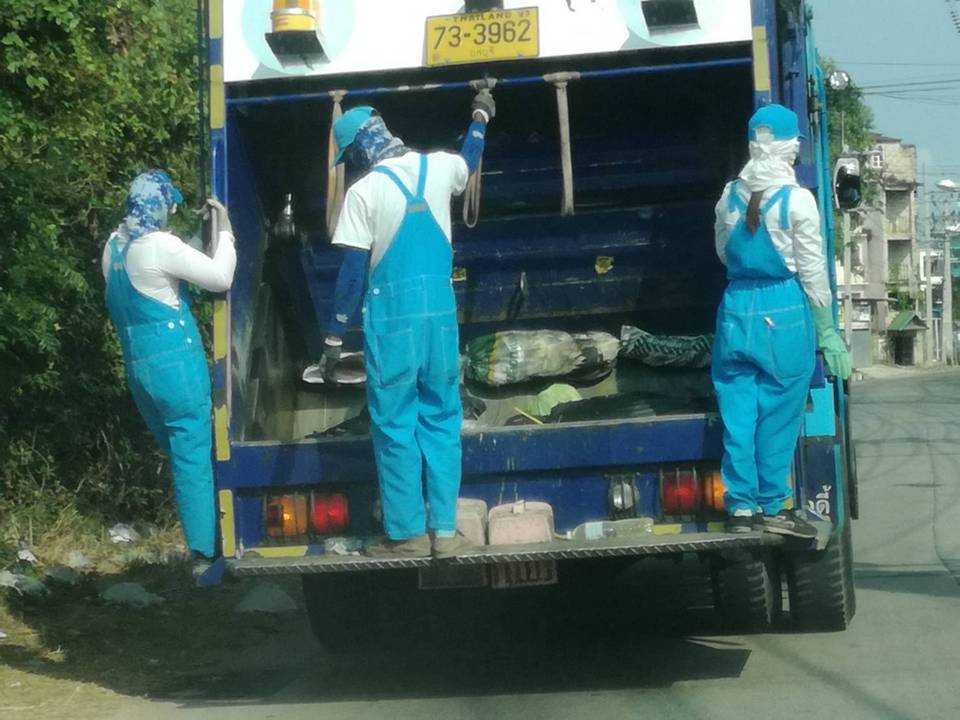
<box><xmin>465</xmin><ymin>330</ymin><xmax>619</xmax><ymax>387</ymax></box>
<box><xmin>620</xmin><ymin>326</ymin><xmax>713</xmax><ymax>369</ymax></box>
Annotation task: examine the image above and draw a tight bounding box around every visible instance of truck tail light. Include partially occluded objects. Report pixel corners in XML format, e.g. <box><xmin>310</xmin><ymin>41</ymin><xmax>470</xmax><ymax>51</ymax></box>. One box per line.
<box><xmin>311</xmin><ymin>493</ymin><xmax>349</xmax><ymax>535</ymax></box>
<box><xmin>702</xmin><ymin>469</ymin><xmax>726</xmax><ymax>512</ymax></box>
<box><xmin>265</xmin><ymin>495</ymin><xmax>309</xmax><ymax>538</ymax></box>
<box><xmin>661</xmin><ymin>467</ymin><xmax>701</xmax><ymax>516</ymax></box>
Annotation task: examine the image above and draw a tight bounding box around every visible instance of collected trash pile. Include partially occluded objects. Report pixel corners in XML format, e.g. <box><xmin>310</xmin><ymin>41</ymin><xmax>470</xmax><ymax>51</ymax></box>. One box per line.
<box><xmin>465</xmin><ymin>330</ymin><xmax>620</xmax><ymax>386</ymax></box>
<box><xmin>314</xmin><ymin>325</ymin><xmax>717</xmax><ymax>436</ymax></box>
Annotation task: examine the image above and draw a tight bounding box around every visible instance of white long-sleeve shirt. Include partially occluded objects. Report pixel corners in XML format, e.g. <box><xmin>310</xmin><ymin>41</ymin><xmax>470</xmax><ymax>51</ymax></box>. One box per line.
<box><xmin>101</xmin><ymin>230</ymin><xmax>237</xmax><ymax>309</ymax></box>
<box><xmin>714</xmin><ymin>182</ymin><xmax>833</xmax><ymax>308</ymax></box>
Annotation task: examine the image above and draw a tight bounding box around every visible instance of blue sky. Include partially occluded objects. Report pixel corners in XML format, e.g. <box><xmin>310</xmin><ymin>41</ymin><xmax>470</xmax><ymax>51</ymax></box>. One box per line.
<box><xmin>810</xmin><ymin>0</ymin><xmax>960</xmax><ymax>186</ymax></box>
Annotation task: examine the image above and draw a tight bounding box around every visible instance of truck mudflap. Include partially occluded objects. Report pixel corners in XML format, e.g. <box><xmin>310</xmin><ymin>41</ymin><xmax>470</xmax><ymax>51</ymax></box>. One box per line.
<box><xmin>225</xmin><ymin>528</ymin><xmax>812</xmax><ymax>576</ymax></box>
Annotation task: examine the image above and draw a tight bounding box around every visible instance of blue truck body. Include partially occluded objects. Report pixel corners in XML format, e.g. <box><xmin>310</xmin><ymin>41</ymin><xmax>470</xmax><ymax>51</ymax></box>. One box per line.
<box><xmin>206</xmin><ymin>1</ymin><xmax>856</xmax><ymax>632</ymax></box>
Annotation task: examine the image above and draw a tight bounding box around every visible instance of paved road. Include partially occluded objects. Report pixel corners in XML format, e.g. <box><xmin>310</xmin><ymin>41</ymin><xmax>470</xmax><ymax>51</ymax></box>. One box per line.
<box><xmin>121</xmin><ymin>371</ymin><xmax>960</xmax><ymax>720</ymax></box>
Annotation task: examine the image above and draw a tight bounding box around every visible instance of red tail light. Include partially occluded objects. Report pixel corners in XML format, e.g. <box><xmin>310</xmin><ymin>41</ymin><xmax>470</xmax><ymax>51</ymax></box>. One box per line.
<box><xmin>661</xmin><ymin>467</ymin><xmax>701</xmax><ymax>516</ymax></box>
<box><xmin>311</xmin><ymin>493</ymin><xmax>349</xmax><ymax>535</ymax></box>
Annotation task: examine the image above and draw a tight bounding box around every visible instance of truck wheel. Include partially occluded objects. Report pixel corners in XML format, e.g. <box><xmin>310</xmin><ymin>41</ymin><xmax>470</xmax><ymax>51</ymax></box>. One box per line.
<box><xmin>786</xmin><ymin>518</ymin><xmax>856</xmax><ymax>631</ymax></box>
<box><xmin>712</xmin><ymin>550</ymin><xmax>781</xmax><ymax>632</ymax></box>
<box><xmin>301</xmin><ymin>573</ymin><xmax>376</xmax><ymax>652</ymax></box>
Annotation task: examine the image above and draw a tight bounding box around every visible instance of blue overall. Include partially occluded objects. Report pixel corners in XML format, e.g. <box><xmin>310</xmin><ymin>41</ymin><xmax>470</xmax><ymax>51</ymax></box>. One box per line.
<box><xmin>105</xmin><ymin>235</ymin><xmax>216</xmax><ymax>557</ymax></box>
<box><xmin>711</xmin><ymin>182</ymin><xmax>816</xmax><ymax>516</ymax></box>
<box><xmin>364</xmin><ymin>154</ymin><xmax>463</xmax><ymax>540</ymax></box>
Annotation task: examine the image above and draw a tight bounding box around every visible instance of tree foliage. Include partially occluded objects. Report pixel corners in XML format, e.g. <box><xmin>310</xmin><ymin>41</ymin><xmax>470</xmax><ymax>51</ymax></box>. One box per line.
<box><xmin>0</xmin><ymin>0</ymin><xmax>202</xmax><ymax>518</ymax></box>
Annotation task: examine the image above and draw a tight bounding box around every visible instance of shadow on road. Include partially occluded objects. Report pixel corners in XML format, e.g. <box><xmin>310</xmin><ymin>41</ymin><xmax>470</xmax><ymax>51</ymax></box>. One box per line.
<box><xmin>1</xmin><ymin>558</ymin><xmax>752</xmax><ymax>707</ymax></box>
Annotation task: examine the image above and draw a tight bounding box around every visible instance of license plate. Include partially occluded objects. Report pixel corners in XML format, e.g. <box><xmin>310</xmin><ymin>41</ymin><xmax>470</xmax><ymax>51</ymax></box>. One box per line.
<box><xmin>425</xmin><ymin>7</ymin><xmax>539</xmax><ymax>67</ymax></box>
<box><xmin>491</xmin><ymin>560</ymin><xmax>558</xmax><ymax>589</ymax></box>
<box><xmin>418</xmin><ymin>565</ymin><xmax>488</xmax><ymax>590</ymax></box>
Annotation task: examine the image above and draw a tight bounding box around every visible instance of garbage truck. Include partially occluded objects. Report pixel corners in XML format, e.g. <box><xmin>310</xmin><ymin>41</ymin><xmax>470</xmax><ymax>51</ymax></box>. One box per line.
<box><xmin>207</xmin><ymin>0</ymin><xmax>857</xmax><ymax>642</ymax></box>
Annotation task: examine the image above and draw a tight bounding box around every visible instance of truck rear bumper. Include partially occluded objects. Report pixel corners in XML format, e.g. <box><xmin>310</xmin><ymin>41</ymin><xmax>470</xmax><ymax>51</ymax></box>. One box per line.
<box><xmin>227</xmin><ymin>530</ymin><xmax>787</xmax><ymax>576</ymax></box>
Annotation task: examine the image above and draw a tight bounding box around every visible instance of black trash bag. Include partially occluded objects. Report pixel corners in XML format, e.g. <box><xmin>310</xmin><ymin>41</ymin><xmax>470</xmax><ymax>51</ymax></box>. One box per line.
<box><xmin>620</xmin><ymin>326</ymin><xmax>714</xmax><ymax>369</ymax></box>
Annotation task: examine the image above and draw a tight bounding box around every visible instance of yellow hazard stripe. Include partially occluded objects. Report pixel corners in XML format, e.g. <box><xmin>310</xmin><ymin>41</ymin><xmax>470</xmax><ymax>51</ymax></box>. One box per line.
<box><xmin>652</xmin><ymin>523</ymin><xmax>683</xmax><ymax>535</ymax></box>
<box><xmin>210</xmin><ymin>65</ymin><xmax>225</xmax><ymax>130</ymax></box>
<box><xmin>209</xmin><ymin>0</ymin><xmax>223</xmax><ymax>40</ymax></box>
<box><xmin>219</xmin><ymin>489</ymin><xmax>236</xmax><ymax>557</ymax></box>
<box><xmin>215</xmin><ymin>405</ymin><xmax>230</xmax><ymax>461</ymax></box>
<box><xmin>213</xmin><ymin>299</ymin><xmax>228</xmax><ymax>360</ymax></box>
<box><xmin>247</xmin><ymin>546</ymin><xmax>310</xmax><ymax>558</ymax></box>
<box><xmin>752</xmin><ymin>26</ymin><xmax>771</xmax><ymax>94</ymax></box>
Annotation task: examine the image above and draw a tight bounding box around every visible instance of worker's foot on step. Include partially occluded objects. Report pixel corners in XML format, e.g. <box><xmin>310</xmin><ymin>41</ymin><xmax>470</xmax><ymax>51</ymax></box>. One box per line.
<box><xmin>432</xmin><ymin>531</ymin><xmax>477</xmax><ymax>558</ymax></box>
<box><xmin>190</xmin><ymin>552</ymin><xmax>214</xmax><ymax>581</ymax></box>
<box><xmin>362</xmin><ymin>534</ymin><xmax>431</xmax><ymax>558</ymax></box>
<box><xmin>762</xmin><ymin>509</ymin><xmax>818</xmax><ymax>539</ymax></box>
<box><xmin>725</xmin><ymin>510</ymin><xmax>758</xmax><ymax>534</ymax></box>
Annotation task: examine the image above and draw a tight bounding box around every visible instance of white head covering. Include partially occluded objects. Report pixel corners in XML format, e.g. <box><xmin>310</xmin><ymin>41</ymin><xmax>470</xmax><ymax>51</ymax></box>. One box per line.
<box><xmin>738</xmin><ymin>135</ymin><xmax>801</xmax><ymax>193</ymax></box>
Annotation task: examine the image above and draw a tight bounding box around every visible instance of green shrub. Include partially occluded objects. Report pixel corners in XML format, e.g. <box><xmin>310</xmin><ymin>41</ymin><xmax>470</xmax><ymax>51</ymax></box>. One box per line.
<box><xmin>1</xmin><ymin>0</ymin><xmax>203</xmax><ymax>521</ymax></box>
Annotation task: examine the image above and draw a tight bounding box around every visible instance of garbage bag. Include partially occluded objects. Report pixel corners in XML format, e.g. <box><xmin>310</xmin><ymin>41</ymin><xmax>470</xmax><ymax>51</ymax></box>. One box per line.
<box><xmin>465</xmin><ymin>330</ymin><xmax>619</xmax><ymax>387</ymax></box>
<box><xmin>620</xmin><ymin>326</ymin><xmax>713</xmax><ymax>369</ymax></box>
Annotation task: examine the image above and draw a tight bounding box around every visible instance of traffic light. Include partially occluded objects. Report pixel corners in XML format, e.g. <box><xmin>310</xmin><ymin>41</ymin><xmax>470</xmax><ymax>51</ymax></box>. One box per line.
<box><xmin>834</xmin><ymin>156</ymin><xmax>862</xmax><ymax>212</ymax></box>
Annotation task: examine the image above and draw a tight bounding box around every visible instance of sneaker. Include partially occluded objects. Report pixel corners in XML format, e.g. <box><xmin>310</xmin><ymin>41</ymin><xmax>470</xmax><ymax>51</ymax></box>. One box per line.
<box><xmin>762</xmin><ymin>509</ymin><xmax>818</xmax><ymax>539</ymax></box>
<box><xmin>726</xmin><ymin>510</ymin><xmax>757</xmax><ymax>534</ymax></box>
<box><xmin>362</xmin><ymin>534</ymin><xmax>431</xmax><ymax>558</ymax></box>
<box><xmin>432</xmin><ymin>531</ymin><xmax>478</xmax><ymax>558</ymax></box>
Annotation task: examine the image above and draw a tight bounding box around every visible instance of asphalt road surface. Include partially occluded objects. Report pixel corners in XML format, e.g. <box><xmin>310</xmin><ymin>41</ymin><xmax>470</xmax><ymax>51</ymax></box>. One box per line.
<box><xmin>117</xmin><ymin>369</ymin><xmax>960</xmax><ymax>720</ymax></box>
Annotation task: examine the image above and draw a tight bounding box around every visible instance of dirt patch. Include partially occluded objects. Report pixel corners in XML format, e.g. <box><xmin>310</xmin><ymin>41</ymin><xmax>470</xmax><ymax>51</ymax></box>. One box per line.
<box><xmin>0</xmin><ymin>556</ymin><xmax>315</xmax><ymax>719</ymax></box>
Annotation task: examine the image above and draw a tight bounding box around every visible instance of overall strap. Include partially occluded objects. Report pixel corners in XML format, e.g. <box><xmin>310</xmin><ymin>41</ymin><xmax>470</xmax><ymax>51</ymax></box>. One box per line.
<box><xmin>761</xmin><ymin>186</ymin><xmax>793</xmax><ymax>230</ymax></box>
<box><xmin>108</xmin><ymin>234</ymin><xmax>123</xmax><ymax>263</ymax></box>
<box><xmin>727</xmin><ymin>181</ymin><xmax>748</xmax><ymax>213</ymax></box>
<box><xmin>415</xmin><ymin>153</ymin><xmax>428</xmax><ymax>201</ymax></box>
<box><xmin>372</xmin><ymin>165</ymin><xmax>415</xmax><ymax>203</ymax></box>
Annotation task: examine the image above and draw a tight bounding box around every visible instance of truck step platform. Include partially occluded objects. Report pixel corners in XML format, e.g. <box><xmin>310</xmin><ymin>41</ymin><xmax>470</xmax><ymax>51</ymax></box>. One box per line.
<box><xmin>227</xmin><ymin>531</ymin><xmax>783</xmax><ymax>576</ymax></box>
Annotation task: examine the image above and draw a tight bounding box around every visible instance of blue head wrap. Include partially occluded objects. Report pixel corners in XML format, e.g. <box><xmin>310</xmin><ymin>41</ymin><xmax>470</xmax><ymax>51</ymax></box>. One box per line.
<box><xmin>120</xmin><ymin>169</ymin><xmax>184</xmax><ymax>240</ymax></box>
<box><xmin>347</xmin><ymin>114</ymin><xmax>407</xmax><ymax>171</ymax></box>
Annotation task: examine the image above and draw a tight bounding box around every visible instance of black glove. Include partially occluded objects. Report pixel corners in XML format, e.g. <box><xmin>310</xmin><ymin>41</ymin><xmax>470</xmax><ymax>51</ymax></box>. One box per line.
<box><xmin>317</xmin><ymin>340</ymin><xmax>342</xmax><ymax>384</ymax></box>
<box><xmin>471</xmin><ymin>89</ymin><xmax>496</xmax><ymax>122</ymax></box>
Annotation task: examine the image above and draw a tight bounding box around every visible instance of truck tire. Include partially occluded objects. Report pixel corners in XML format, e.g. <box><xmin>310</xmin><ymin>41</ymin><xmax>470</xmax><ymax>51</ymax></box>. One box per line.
<box><xmin>301</xmin><ymin>573</ymin><xmax>376</xmax><ymax>652</ymax></box>
<box><xmin>841</xmin><ymin>384</ymin><xmax>860</xmax><ymax>519</ymax></box>
<box><xmin>711</xmin><ymin>550</ymin><xmax>781</xmax><ymax>632</ymax></box>
<box><xmin>786</xmin><ymin>518</ymin><xmax>856</xmax><ymax>631</ymax></box>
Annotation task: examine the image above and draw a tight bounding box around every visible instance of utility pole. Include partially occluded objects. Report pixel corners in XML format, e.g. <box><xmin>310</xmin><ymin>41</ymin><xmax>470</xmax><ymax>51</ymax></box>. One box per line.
<box><xmin>924</xmin><ymin>254</ymin><xmax>935</xmax><ymax>364</ymax></box>
<box><xmin>842</xmin><ymin>212</ymin><xmax>853</xmax><ymax>347</ymax></box>
<box><xmin>945</xmin><ymin>232</ymin><xmax>955</xmax><ymax>364</ymax></box>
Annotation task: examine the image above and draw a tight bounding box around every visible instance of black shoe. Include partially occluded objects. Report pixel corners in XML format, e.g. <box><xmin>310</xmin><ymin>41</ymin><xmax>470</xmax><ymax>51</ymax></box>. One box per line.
<box><xmin>726</xmin><ymin>513</ymin><xmax>756</xmax><ymax>534</ymax></box>
<box><xmin>763</xmin><ymin>509</ymin><xmax>818</xmax><ymax>539</ymax></box>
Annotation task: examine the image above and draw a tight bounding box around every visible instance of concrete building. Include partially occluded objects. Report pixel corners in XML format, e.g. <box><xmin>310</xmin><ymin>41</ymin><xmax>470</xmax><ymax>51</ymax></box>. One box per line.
<box><xmin>836</xmin><ymin>134</ymin><xmax>923</xmax><ymax>366</ymax></box>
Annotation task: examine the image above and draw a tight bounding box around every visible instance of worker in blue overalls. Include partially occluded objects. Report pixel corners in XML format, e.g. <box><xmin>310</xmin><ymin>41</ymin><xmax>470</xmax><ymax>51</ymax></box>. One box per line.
<box><xmin>712</xmin><ymin>105</ymin><xmax>852</xmax><ymax>537</ymax></box>
<box><xmin>316</xmin><ymin>92</ymin><xmax>494</xmax><ymax>558</ymax></box>
<box><xmin>102</xmin><ymin>170</ymin><xmax>236</xmax><ymax>570</ymax></box>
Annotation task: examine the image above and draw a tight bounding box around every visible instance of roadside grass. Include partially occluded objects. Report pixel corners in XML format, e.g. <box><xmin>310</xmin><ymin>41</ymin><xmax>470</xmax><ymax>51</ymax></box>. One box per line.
<box><xmin>0</xmin><ymin>504</ymin><xmax>310</xmax><ymax>718</ymax></box>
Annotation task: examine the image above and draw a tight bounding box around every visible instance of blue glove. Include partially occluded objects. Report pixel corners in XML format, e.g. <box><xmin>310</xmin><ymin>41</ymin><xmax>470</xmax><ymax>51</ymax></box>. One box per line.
<box><xmin>811</xmin><ymin>306</ymin><xmax>853</xmax><ymax>380</ymax></box>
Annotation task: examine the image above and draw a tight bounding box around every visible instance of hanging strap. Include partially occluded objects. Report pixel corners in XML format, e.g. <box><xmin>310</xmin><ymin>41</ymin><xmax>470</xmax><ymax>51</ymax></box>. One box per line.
<box><xmin>325</xmin><ymin>91</ymin><xmax>347</xmax><ymax>238</ymax></box>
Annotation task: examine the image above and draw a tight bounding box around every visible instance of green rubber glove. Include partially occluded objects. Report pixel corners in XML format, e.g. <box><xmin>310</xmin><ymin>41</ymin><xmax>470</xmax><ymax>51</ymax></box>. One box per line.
<box><xmin>811</xmin><ymin>306</ymin><xmax>853</xmax><ymax>380</ymax></box>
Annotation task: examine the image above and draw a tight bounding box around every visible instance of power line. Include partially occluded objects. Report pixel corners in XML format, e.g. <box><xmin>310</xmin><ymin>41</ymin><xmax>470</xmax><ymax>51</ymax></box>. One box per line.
<box><xmin>857</xmin><ymin>77</ymin><xmax>960</xmax><ymax>91</ymax></box>
<box><xmin>837</xmin><ymin>61</ymin><xmax>960</xmax><ymax>67</ymax></box>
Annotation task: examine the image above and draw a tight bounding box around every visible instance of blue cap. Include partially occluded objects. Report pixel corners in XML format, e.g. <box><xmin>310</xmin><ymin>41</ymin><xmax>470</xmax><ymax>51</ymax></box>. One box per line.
<box><xmin>332</xmin><ymin>106</ymin><xmax>375</xmax><ymax>165</ymax></box>
<box><xmin>748</xmin><ymin>104</ymin><xmax>804</xmax><ymax>141</ymax></box>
